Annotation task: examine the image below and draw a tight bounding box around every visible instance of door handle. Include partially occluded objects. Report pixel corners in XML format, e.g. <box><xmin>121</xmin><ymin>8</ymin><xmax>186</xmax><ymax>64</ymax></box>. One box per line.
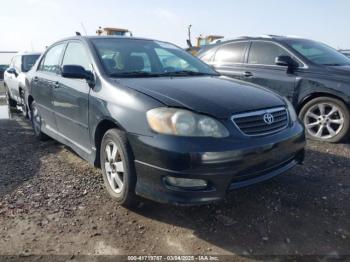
<box><xmin>244</xmin><ymin>71</ymin><xmax>253</xmax><ymax>78</ymax></box>
<box><xmin>53</xmin><ymin>82</ymin><xmax>60</xmax><ymax>89</ymax></box>
<box><xmin>33</xmin><ymin>77</ymin><xmax>39</xmax><ymax>83</ymax></box>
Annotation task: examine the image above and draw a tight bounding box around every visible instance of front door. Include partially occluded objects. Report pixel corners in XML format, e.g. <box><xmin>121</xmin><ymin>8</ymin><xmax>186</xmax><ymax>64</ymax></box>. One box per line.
<box><xmin>52</xmin><ymin>41</ymin><xmax>92</xmax><ymax>153</ymax></box>
<box><xmin>243</xmin><ymin>41</ymin><xmax>299</xmax><ymax>103</ymax></box>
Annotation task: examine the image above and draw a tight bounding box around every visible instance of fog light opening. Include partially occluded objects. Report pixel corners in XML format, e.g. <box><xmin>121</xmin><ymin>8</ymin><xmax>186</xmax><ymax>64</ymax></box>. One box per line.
<box><xmin>164</xmin><ymin>176</ymin><xmax>208</xmax><ymax>190</ymax></box>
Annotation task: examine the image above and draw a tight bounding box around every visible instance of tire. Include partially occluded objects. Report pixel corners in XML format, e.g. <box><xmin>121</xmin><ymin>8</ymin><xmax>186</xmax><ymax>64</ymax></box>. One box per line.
<box><xmin>5</xmin><ymin>87</ymin><xmax>17</xmax><ymax>107</ymax></box>
<box><xmin>100</xmin><ymin>129</ymin><xmax>138</xmax><ymax>207</ymax></box>
<box><xmin>299</xmin><ymin>97</ymin><xmax>350</xmax><ymax>143</ymax></box>
<box><xmin>30</xmin><ymin>101</ymin><xmax>49</xmax><ymax>141</ymax></box>
<box><xmin>19</xmin><ymin>90</ymin><xmax>29</xmax><ymax>118</ymax></box>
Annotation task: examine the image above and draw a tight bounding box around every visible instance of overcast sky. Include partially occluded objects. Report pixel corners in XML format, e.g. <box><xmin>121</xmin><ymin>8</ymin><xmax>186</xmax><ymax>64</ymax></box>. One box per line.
<box><xmin>1</xmin><ymin>0</ymin><xmax>349</xmax><ymax>52</ymax></box>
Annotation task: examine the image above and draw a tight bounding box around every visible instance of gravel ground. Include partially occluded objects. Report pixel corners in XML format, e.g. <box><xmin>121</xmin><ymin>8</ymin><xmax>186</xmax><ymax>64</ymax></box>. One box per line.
<box><xmin>0</xmin><ymin>103</ymin><xmax>349</xmax><ymax>261</ymax></box>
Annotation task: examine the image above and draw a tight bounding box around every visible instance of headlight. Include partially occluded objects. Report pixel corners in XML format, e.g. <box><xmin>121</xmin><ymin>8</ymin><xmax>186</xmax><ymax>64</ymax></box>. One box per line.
<box><xmin>284</xmin><ymin>98</ymin><xmax>298</xmax><ymax>122</ymax></box>
<box><xmin>146</xmin><ymin>107</ymin><xmax>229</xmax><ymax>138</ymax></box>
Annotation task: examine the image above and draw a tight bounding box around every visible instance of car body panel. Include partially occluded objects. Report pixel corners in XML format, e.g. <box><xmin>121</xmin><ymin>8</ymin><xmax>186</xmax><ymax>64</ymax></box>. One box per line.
<box><xmin>26</xmin><ymin>36</ymin><xmax>306</xmax><ymax>204</ymax></box>
<box><xmin>116</xmin><ymin>76</ymin><xmax>285</xmax><ymax>118</ymax></box>
<box><xmin>198</xmin><ymin>37</ymin><xmax>350</xmax><ymax>113</ymax></box>
<box><xmin>4</xmin><ymin>53</ymin><xmax>41</xmax><ymax>103</ymax></box>
<box><xmin>129</xmin><ymin>121</ymin><xmax>305</xmax><ymax>204</ymax></box>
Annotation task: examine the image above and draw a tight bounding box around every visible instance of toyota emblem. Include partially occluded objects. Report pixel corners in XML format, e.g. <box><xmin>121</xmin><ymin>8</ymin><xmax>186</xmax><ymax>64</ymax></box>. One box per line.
<box><xmin>263</xmin><ymin>113</ymin><xmax>274</xmax><ymax>125</ymax></box>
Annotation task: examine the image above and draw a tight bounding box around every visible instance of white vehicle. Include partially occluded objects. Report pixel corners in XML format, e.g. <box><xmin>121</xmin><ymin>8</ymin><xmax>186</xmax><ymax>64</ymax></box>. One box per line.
<box><xmin>4</xmin><ymin>52</ymin><xmax>40</xmax><ymax>115</ymax></box>
<box><xmin>0</xmin><ymin>51</ymin><xmax>17</xmax><ymax>83</ymax></box>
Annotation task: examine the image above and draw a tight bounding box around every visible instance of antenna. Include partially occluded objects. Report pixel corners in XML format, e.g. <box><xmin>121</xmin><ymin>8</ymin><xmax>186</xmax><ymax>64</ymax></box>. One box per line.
<box><xmin>187</xmin><ymin>24</ymin><xmax>193</xmax><ymax>48</ymax></box>
<box><xmin>81</xmin><ymin>22</ymin><xmax>88</xmax><ymax>35</ymax></box>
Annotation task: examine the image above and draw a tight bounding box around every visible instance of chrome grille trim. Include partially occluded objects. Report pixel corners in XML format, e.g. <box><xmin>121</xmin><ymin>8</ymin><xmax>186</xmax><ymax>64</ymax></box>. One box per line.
<box><xmin>232</xmin><ymin>107</ymin><xmax>289</xmax><ymax>136</ymax></box>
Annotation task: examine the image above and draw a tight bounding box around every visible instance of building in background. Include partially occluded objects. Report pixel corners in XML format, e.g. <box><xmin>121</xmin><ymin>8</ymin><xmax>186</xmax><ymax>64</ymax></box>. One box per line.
<box><xmin>187</xmin><ymin>35</ymin><xmax>224</xmax><ymax>55</ymax></box>
<box><xmin>196</xmin><ymin>35</ymin><xmax>224</xmax><ymax>47</ymax></box>
<box><xmin>96</xmin><ymin>27</ymin><xmax>133</xmax><ymax>37</ymax></box>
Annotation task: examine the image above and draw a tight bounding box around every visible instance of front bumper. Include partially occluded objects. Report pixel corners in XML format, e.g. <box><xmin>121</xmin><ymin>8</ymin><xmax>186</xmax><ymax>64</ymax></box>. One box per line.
<box><xmin>128</xmin><ymin>121</ymin><xmax>305</xmax><ymax>205</ymax></box>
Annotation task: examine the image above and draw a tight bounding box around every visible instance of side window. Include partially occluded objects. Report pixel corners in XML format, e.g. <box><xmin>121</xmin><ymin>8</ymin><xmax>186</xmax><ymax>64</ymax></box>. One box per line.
<box><xmin>214</xmin><ymin>42</ymin><xmax>248</xmax><ymax>64</ymax></box>
<box><xmin>39</xmin><ymin>43</ymin><xmax>65</xmax><ymax>74</ymax></box>
<box><xmin>248</xmin><ymin>42</ymin><xmax>290</xmax><ymax>65</ymax></box>
<box><xmin>62</xmin><ymin>42</ymin><xmax>91</xmax><ymax>71</ymax></box>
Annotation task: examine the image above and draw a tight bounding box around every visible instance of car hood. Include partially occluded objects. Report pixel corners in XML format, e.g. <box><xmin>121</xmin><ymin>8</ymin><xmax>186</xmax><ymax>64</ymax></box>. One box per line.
<box><xmin>113</xmin><ymin>76</ymin><xmax>285</xmax><ymax>118</ymax></box>
<box><xmin>326</xmin><ymin>65</ymin><xmax>350</xmax><ymax>76</ymax></box>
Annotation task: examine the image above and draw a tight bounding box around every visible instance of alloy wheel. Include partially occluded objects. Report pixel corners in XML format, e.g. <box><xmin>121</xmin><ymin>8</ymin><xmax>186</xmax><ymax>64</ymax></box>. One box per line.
<box><xmin>304</xmin><ymin>102</ymin><xmax>344</xmax><ymax>140</ymax></box>
<box><xmin>104</xmin><ymin>141</ymin><xmax>125</xmax><ymax>194</ymax></box>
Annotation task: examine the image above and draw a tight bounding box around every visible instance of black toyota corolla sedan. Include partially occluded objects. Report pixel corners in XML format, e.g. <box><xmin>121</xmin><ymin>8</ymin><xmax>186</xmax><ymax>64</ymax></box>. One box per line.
<box><xmin>198</xmin><ymin>36</ymin><xmax>350</xmax><ymax>143</ymax></box>
<box><xmin>25</xmin><ymin>36</ymin><xmax>305</xmax><ymax>206</ymax></box>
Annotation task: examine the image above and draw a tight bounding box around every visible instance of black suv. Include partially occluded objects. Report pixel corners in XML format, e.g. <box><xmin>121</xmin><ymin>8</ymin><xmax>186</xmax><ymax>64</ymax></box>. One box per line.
<box><xmin>198</xmin><ymin>36</ymin><xmax>350</xmax><ymax>143</ymax></box>
<box><xmin>26</xmin><ymin>36</ymin><xmax>305</xmax><ymax>206</ymax></box>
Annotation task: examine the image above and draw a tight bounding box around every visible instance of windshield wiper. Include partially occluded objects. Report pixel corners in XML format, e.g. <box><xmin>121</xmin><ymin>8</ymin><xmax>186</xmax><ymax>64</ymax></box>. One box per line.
<box><xmin>109</xmin><ymin>71</ymin><xmax>161</xmax><ymax>78</ymax></box>
<box><xmin>159</xmin><ymin>71</ymin><xmax>218</xmax><ymax>76</ymax></box>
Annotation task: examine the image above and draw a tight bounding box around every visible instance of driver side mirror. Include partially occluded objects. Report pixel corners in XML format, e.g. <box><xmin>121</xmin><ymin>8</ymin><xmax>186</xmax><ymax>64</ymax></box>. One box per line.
<box><xmin>62</xmin><ymin>65</ymin><xmax>95</xmax><ymax>84</ymax></box>
<box><xmin>275</xmin><ymin>56</ymin><xmax>299</xmax><ymax>69</ymax></box>
<box><xmin>7</xmin><ymin>68</ymin><xmax>18</xmax><ymax>77</ymax></box>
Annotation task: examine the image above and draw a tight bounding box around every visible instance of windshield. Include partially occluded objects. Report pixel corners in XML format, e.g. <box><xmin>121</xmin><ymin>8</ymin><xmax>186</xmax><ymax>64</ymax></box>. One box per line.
<box><xmin>22</xmin><ymin>55</ymin><xmax>40</xmax><ymax>72</ymax></box>
<box><xmin>285</xmin><ymin>39</ymin><xmax>350</xmax><ymax>66</ymax></box>
<box><xmin>91</xmin><ymin>38</ymin><xmax>218</xmax><ymax>77</ymax></box>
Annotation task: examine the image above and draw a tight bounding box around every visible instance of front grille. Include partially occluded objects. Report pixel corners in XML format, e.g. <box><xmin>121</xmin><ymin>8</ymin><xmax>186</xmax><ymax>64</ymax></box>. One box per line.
<box><xmin>232</xmin><ymin>107</ymin><xmax>289</xmax><ymax>136</ymax></box>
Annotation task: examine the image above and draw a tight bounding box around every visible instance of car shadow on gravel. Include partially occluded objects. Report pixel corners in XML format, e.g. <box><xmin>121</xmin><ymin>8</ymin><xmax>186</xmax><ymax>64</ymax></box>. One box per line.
<box><xmin>132</xmin><ymin>147</ymin><xmax>350</xmax><ymax>256</ymax></box>
<box><xmin>0</xmin><ymin>106</ymin><xmax>61</xmax><ymax>199</ymax></box>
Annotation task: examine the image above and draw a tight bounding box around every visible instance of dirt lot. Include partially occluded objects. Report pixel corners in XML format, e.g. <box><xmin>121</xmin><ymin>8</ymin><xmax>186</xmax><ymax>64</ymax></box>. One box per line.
<box><xmin>0</xmin><ymin>101</ymin><xmax>349</xmax><ymax>261</ymax></box>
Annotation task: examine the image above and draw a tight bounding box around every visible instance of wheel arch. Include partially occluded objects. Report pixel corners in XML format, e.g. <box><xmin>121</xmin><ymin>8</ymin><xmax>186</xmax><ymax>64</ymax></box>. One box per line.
<box><xmin>18</xmin><ymin>85</ymin><xmax>24</xmax><ymax>95</ymax></box>
<box><xmin>298</xmin><ymin>92</ymin><xmax>350</xmax><ymax>113</ymax></box>
<box><xmin>93</xmin><ymin>118</ymin><xmax>126</xmax><ymax>167</ymax></box>
<box><xmin>28</xmin><ymin>95</ymin><xmax>34</xmax><ymax>108</ymax></box>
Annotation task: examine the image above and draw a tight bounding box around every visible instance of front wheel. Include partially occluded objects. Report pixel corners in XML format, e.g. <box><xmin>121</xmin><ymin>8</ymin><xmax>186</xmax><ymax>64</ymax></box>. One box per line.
<box><xmin>5</xmin><ymin>87</ymin><xmax>17</xmax><ymax>107</ymax></box>
<box><xmin>299</xmin><ymin>97</ymin><xmax>350</xmax><ymax>143</ymax></box>
<box><xmin>100</xmin><ymin>129</ymin><xmax>138</xmax><ymax>208</ymax></box>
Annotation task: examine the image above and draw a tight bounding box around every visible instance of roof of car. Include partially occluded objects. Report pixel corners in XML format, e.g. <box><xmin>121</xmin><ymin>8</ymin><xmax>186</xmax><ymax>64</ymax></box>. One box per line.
<box><xmin>15</xmin><ymin>51</ymin><xmax>42</xmax><ymax>56</ymax></box>
<box><xmin>59</xmin><ymin>35</ymin><xmax>157</xmax><ymax>42</ymax></box>
<box><xmin>213</xmin><ymin>35</ymin><xmax>308</xmax><ymax>45</ymax></box>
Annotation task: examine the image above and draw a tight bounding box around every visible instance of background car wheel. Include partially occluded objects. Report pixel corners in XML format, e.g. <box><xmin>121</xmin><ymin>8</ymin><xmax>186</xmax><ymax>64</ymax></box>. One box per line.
<box><xmin>20</xmin><ymin>90</ymin><xmax>29</xmax><ymax>118</ymax></box>
<box><xmin>30</xmin><ymin>101</ymin><xmax>49</xmax><ymax>141</ymax></box>
<box><xmin>5</xmin><ymin>88</ymin><xmax>17</xmax><ymax>107</ymax></box>
<box><xmin>100</xmin><ymin>128</ymin><xmax>138</xmax><ymax>208</ymax></box>
<box><xmin>299</xmin><ymin>97</ymin><xmax>350</xmax><ymax>143</ymax></box>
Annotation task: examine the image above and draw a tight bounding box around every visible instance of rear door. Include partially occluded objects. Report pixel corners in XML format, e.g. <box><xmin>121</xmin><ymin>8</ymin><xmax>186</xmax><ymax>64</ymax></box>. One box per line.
<box><xmin>209</xmin><ymin>41</ymin><xmax>250</xmax><ymax>81</ymax></box>
<box><xmin>52</xmin><ymin>41</ymin><xmax>92</xmax><ymax>153</ymax></box>
<box><xmin>31</xmin><ymin>43</ymin><xmax>66</xmax><ymax>131</ymax></box>
<box><xmin>243</xmin><ymin>41</ymin><xmax>300</xmax><ymax>102</ymax></box>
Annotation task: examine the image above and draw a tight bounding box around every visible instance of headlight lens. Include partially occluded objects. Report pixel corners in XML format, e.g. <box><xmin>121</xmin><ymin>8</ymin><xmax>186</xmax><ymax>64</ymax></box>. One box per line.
<box><xmin>284</xmin><ymin>98</ymin><xmax>298</xmax><ymax>122</ymax></box>
<box><xmin>147</xmin><ymin>108</ymin><xmax>229</xmax><ymax>138</ymax></box>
